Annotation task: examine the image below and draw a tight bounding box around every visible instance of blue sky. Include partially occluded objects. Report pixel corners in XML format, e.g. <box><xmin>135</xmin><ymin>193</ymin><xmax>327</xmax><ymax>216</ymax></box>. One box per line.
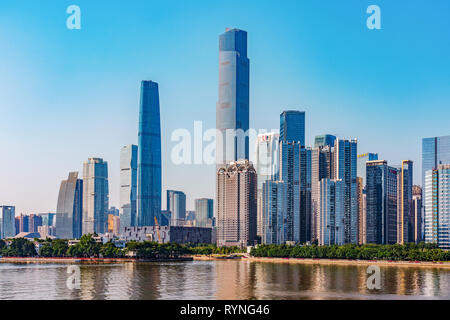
<box><xmin>0</xmin><ymin>0</ymin><xmax>449</xmax><ymax>214</ymax></box>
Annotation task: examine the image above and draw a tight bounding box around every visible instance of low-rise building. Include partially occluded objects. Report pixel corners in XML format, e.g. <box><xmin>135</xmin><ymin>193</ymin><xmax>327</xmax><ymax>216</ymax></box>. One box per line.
<box><xmin>123</xmin><ymin>226</ymin><xmax>212</xmax><ymax>244</ymax></box>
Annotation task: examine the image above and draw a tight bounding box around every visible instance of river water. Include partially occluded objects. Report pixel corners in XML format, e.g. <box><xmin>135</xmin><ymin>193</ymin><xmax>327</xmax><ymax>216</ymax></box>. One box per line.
<box><xmin>0</xmin><ymin>260</ymin><xmax>449</xmax><ymax>300</ymax></box>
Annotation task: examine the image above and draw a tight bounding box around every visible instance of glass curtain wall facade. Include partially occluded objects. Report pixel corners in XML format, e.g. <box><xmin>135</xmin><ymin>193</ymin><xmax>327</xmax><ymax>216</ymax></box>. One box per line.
<box><xmin>167</xmin><ymin>190</ymin><xmax>187</xmax><ymax>226</ymax></box>
<box><xmin>0</xmin><ymin>206</ymin><xmax>15</xmax><ymax>239</ymax></box>
<box><xmin>216</xmin><ymin>28</ymin><xmax>249</xmax><ymax>166</ymax></box>
<box><xmin>56</xmin><ymin>172</ymin><xmax>83</xmax><ymax>239</ymax></box>
<box><xmin>318</xmin><ymin>179</ymin><xmax>345</xmax><ymax>246</ymax></box>
<box><xmin>195</xmin><ymin>198</ymin><xmax>214</xmax><ymax>227</ymax></box>
<box><xmin>137</xmin><ymin>81</ymin><xmax>162</xmax><ymax>227</ymax></box>
<box><xmin>120</xmin><ymin>144</ymin><xmax>138</xmax><ymax>230</ymax></box>
<box><xmin>280</xmin><ymin>111</ymin><xmax>305</xmax><ymax>146</ymax></box>
<box><xmin>262</xmin><ymin>180</ymin><xmax>287</xmax><ymax>244</ymax></box>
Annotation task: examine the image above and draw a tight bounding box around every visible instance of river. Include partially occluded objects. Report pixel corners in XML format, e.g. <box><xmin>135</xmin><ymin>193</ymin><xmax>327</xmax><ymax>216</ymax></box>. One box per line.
<box><xmin>0</xmin><ymin>260</ymin><xmax>449</xmax><ymax>299</ymax></box>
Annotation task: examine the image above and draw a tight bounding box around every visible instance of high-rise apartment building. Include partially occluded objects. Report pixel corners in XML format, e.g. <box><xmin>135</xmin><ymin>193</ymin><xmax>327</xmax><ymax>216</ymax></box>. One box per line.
<box><xmin>366</xmin><ymin>160</ymin><xmax>398</xmax><ymax>244</ymax></box>
<box><xmin>357</xmin><ymin>177</ymin><xmax>366</xmax><ymax>244</ymax></box>
<box><xmin>412</xmin><ymin>185</ymin><xmax>423</xmax><ymax>243</ymax></box>
<box><xmin>424</xmin><ymin>164</ymin><xmax>450</xmax><ymax>249</ymax></box>
<box><xmin>28</xmin><ymin>214</ymin><xmax>43</xmax><ymax>233</ymax></box>
<box><xmin>311</xmin><ymin>145</ymin><xmax>334</xmax><ymax>242</ymax></box>
<box><xmin>0</xmin><ymin>206</ymin><xmax>15</xmax><ymax>239</ymax></box>
<box><xmin>255</xmin><ymin>132</ymin><xmax>279</xmax><ymax>237</ymax></box>
<box><xmin>167</xmin><ymin>190</ymin><xmax>186</xmax><ymax>226</ymax></box>
<box><xmin>17</xmin><ymin>214</ymin><xmax>29</xmax><ymax>233</ymax></box>
<box><xmin>314</xmin><ymin>134</ymin><xmax>336</xmax><ymax>148</ymax></box>
<box><xmin>137</xmin><ymin>80</ymin><xmax>162</xmax><ymax>227</ymax></box>
<box><xmin>216</xmin><ymin>28</ymin><xmax>249</xmax><ymax>166</ymax></box>
<box><xmin>120</xmin><ymin>144</ymin><xmax>138</xmax><ymax>230</ymax></box>
<box><xmin>397</xmin><ymin>160</ymin><xmax>414</xmax><ymax>244</ymax></box>
<box><xmin>82</xmin><ymin>158</ymin><xmax>109</xmax><ymax>235</ymax></box>
<box><xmin>216</xmin><ymin>160</ymin><xmax>257</xmax><ymax>247</ymax></box>
<box><xmin>334</xmin><ymin>139</ymin><xmax>358</xmax><ymax>244</ymax></box>
<box><xmin>262</xmin><ymin>180</ymin><xmax>287</xmax><ymax>244</ymax></box>
<box><xmin>318</xmin><ymin>179</ymin><xmax>345</xmax><ymax>246</ymax></box>
<box><xmin>195</xmin><ymin>198</ymin><xmax>214</xmax><ymax>228</ymax></box>
<box><xmin>357</xmin><ymin>153</ymin><xmax>378</xmax><ymax>186</ymax></box>
<box><xmin>56</xmin><ymin>172</ymin><xmax>83</xmax><ymax>239</ymax></box>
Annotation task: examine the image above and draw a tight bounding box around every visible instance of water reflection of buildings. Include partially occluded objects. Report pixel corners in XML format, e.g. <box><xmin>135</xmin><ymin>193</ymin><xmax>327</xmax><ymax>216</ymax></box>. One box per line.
<box><xmin>215</xmin><ymin>261</ymin><xmax>257</xmax><ymax>299</ymax></box>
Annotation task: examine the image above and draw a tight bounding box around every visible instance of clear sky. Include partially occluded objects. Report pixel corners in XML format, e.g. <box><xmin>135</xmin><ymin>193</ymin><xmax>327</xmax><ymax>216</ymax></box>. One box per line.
<box><xmin>1</xmin><ymin>0</ymin><xmax>449</xmax><ymax>215</ymax></box>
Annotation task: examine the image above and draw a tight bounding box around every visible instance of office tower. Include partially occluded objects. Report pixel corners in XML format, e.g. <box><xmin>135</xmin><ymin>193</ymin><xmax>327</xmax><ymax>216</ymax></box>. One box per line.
<box><xmin>255</xmin><ymin>132</ymin><xmax>279</xmax><ymax>237</ymax></box>
<box><xmin>82</xmin><ymin>158</ymin><xmax>109</xmax><ymax>235</ymax></box>
<box><xmin>216</xmin><ymin>160</ymin><xmax>257</xmax><ymax>247</ymax></box>
<box><xmin>14</xmin><ymin>217</ymin><xmax>19</xmax><ymax>235</ymax></box>
<box><xmin>39</xmin><ymin>213</ymin><xmax>56</xmax><ymax>228</ymax></box>
<box><xmin>160</xmin><ymin>210</ymin><xmax>171</xmax><ymax>226</ymax></box>
<box><xmin>397</xmin><ymin>160</ymin><xmax>414</xmax><ymax>244</ymax></box>
<box><xmin>0</xmin><ymin>206</ymin><xmax>15</xmax><ymax>239</ymax></box>
<box><xmin>262</xmin><ymin>180</ymin><xmax>287</xmax><ymax>244</ymax></box>
<box><xmin>424</xmin><ymin>164</ymin><xmax>450</xmax><ymax>249</ymax></box>
<box><xmin>107</xmin><ymin>214</ymin><xmax>120</xmax><ymax>235</ymax></box>
<box><xmin>216</xmin><ymin>28</ymin><xmax>249</xmax><ymax>166</ymax></box>
<box><xmin>28</xmin><ymin>214</ymin><xmax>43</xmax><ymax>233</ymax></box>
<box><xmin>167</xmin><ymin>190</ymin><xmax>186</xmax><ymax>226</ymax></box>
<box><xmin>17</xmin><ymin>214</ymin><xmax>29</xmax><ymax>233</ymax></box>
<box><xmin>357</xmin><ymin>177</ymin><xmax>366</xmax><ymax>244</ymax></box>
<box><xmin>314</xmin><ymin>134</ymin><xmax>336</xmax><ymax>148</ymax></box>
<box><xmin>137</xmin><ymin>80</ymin><xmax>162</xmax><ymax>227</ymax></box>
<box><xmin>422</xmin><ymin>135</ymin><xmax>450</xmax><ymax>185</ymax></box>
<box><xmin>195</xmin><ymin>198</ymin><xmax>214</xmax><ymax>228</ymax></box>
<box><xmin>412</xmin><ymin>185</ymin><xmax>423</xmax><ymax>244</ymax></box>
<box><xmin>334</xmin><ymin>138</ymin><xmax>358</xmax><ymax>244</ymax></box>
<box><xmin>318</xmin><ymin>179</ymin><xmax>345</xmax><ymax>246</ymax></box>
<box><xmin>357</xmin><ymin>153</ymin><xmax>379</xmax><ymax>186</ymax></box>
<box><xmin>280</xmin><ymin>111</ymin><xmax>305</xmax><ymax>145</ymax></box>
<box><xmin>120</xmin><ymin>144</ymin><xmax>138</xmax><ymax>229</ymax></box>
<box><xmin>311</xmin><ymin>145</ymin><xmax>334</xmax><ymax>242</ymax></box>
<box><xmin>366</xmin><ymin>160</ymin><xmax>398</xmax><ymax>244</ymax></box>
<box><xmin>56</xmin><ymin>172</ymin><xmax>83</xmax><ymax>239</ymax></box>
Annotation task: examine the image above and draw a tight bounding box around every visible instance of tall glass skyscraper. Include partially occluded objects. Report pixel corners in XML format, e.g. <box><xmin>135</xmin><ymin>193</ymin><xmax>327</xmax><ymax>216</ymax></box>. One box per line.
<box><xmin>318</xmin><ymin>179</ymin><xmax>345</xmax><ymax>246</ymax></box>
<box><xmin>262</xmin><ymin>180</ymin><xmax>287</xmax><ymax>244</ymax></box>
<box><xmin>357</xmin><ymin>153</ymin><xmax>378</xmax><ymax>186</ymax></box>
<box><xmin>82</xmin><ymin>158</ymin><xmax>109</xmax><ymax>235</ymax></box>
<box><xmin>0</xmin><ymin>206</ymin><xmax>15</xmax><ymax>239</ymax></box>
<box><xmin>194</xmin><ymin>198</ymin><xmax>214</xmax><ymax>228</ymax></box>
<box><xmin>167</xmin><ymin>190</ymin><xmax>186</xmax><ymax>226</ymax></box>
<box><xmin>397</xmin><ymin>160</ymin><xmax>414</xmax><ymax>244</ymax></box>
<box><xmin>422</xmin><ymin>135</ymin><xmax>450</xmax><ymax>185</ymax></box>
<box><xmin>366</xmin><ymin>160</ymin><xmax>398</xmax><ymax>244</ymax></box>
<box><xmin>334</xmin><ymin>139</ymin><xmax>358</xmax><ymax>244</ymax></box>
<box><xmin>120</xmin><ymin>144</ymin><xmax>138</xmax><ymax>230</ymax></box>
<box><xmin>137</xmin><ymin>80</ymin><xmax>162</xmax><ymax>226</ymax></box>
<box><xmin>56</xmin><ymin>172</ymin><xmax>83</xmax><ymax>239</ymax></box>
<box><xmin>216</xmin><ymin>28</ymin><xmax>249</xmax><ymax>166</ymax></box>
<box><xmin>280</xmin><ymin>111</ymin><xmax>305</xmax><ymax>145</ymax></box>
<box><xmin>314</xmin><ymin>134</ymin><xmax>336</xmax><ymax>148</ymax></box>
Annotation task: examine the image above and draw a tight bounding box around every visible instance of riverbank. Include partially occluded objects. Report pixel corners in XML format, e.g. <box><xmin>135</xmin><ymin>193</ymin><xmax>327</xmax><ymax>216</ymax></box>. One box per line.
<box><xmin>193</xmin><ymin>255</ymin><xmax>450</xmax><ymax>268</ymax></box>
<box><xmin>0</xmin><ymin>256</ymin><xmax>193</xmax><ymax>264</ymax></box>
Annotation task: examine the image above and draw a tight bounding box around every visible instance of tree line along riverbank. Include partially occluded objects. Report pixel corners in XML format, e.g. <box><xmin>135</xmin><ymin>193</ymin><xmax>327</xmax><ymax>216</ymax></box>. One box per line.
<box><xmin>250</xmin><ymin>243</ymin><xmax>450</xmax><ymax>262</ymax></box>
<box><xmin>0</xmin><ymin>235</ymin><xmax>242</xmax><ymax>260</ymax></box>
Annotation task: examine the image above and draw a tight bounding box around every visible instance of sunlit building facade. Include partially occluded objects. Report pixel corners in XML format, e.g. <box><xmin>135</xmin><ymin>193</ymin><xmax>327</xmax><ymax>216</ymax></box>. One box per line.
<box><xmin>120</xmin><ymin>144</ymin><xmax>138</xmax><ymax>230</ymax></box>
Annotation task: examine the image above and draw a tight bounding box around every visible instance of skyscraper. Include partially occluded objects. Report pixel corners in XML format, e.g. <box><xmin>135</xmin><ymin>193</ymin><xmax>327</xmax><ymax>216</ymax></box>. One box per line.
<box><xmin>56</xmin><ymin>172</ymin><xmax>83</xmax><ymax>239</ymax></box>
<box><xmin>424</xmin><ymin>164</ymin><xmax>450</xmax><ymax>249</ymax></box>
<box><xmin>120</xmin><ymin>144</ymin><xmax>138</xmax><ymax>230</ymax></box>
<box><xmin>216</xmin><ymin>28</ymin><xmax>249</xmax><ymax>166</ymax></box>
<box><xmin>280</xmin><ymin>111</ymin><xmax>305</xmax><ymax>145</ymax></box>
<box><xmin>366</xmin><ymin>160</ymin><xmax>398</xmax><ymax>244</ymax></box>
<box><xmin>422</xmin><ymin>135</ymin><xmax>450</xmax><ymax>185</ymax></box>
<box><xmin>255</xmin><ymin>132</ymin><xmax>279</xmax><ymax>237</ymax></box>
<box><xmin>357</xmin><ymin>153</ymin><xmax>378</xmax><ymax>186</ymax></box>
<box><xmin>216</xmin><ymin>160</ymin><xmax>257</xmax><ymax>247</ymax></box>
<box><xmin>397</xmin><ymin>160</ymin><xmax>414</xmax><ymax>244</ymax></box>
<box><xmin>137</xmin><ymin>80</ymin><xmax>162</xmax><ymax>227</ymax></box>
<box><xmin>357</xmin><ymin>177</ymin><xmax>366</xmax><ymax>244</ymax></box>
<box><xmin>318</xmin><ymin>179</ymin><xmax>345</xmax><ymax>246</ymax></box>
<box><xmin>195</xmin><ymin>198</ymin><xmax>214</xmax><ymax>228</ymax></box>
<box><xmin>412</xmin><ymin>185</ymin><xmax>423</xmax><ymax>244</ymax></box>
<box><xmin>167</xmin><ymin>190</ymin><xmax>186</xmax><ymax>226</ymax></box>
<box><xmin>334</xmin><ymin>138</ymin><xmax>358</xmax><ymax>244</ymax></box>
<box><xmin>28</xmin><ymin>214</ymin><xmax>43</xmax><ymax>233</ymax></box>
<box><xmin>311</xmin><ymin>145</ymin><xmax>334</xmax><ymax>242</ymax></box>
<box><xmin>262</xmin><ymin>180</ymin><xmax>287</xmax><ymax>244</ymax></box>
<box><xmin>314</xmin><ymin>134</ymin><xmax>336</xmax><ymax>148</ymax></box>
<box><xmin>0</xmin><ymin>206</ymin><xmax>15</xmax><ymax>239</ymax></box>
<box><xmin>82</xmin><ymin>158</ymin><xmax>109</xmax><ymax>235</ymax></box>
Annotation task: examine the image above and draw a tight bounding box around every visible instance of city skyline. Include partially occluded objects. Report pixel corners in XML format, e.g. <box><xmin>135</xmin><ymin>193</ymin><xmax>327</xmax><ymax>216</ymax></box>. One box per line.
<box><xmin>1</xmin><ymin>1</ymin><xmax>450</xmax><ymax>215</ymax></box>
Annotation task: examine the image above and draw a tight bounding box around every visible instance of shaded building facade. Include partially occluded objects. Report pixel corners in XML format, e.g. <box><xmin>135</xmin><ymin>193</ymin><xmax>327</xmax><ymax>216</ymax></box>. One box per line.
<box><xmin>56</xmin><ymin>172</ymin><xmax>83</xmax><ymax>239</ymax></box>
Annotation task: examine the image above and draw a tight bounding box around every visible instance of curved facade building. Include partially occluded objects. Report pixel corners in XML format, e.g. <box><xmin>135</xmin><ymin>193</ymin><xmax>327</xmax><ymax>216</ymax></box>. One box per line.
<box><xmin>137</xmin><ymin>80</ymin><xmax>162</xmax><ymax>226</ymax></box>
<box><xmin>56</xmin><ymin>172</ymin><xmax>83</xmax><ymax>239</ymax></box>
<box><xmin>216</xmin><ymin>28</ymin><xmax>249</xmax><ymax>166</ymax></box>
